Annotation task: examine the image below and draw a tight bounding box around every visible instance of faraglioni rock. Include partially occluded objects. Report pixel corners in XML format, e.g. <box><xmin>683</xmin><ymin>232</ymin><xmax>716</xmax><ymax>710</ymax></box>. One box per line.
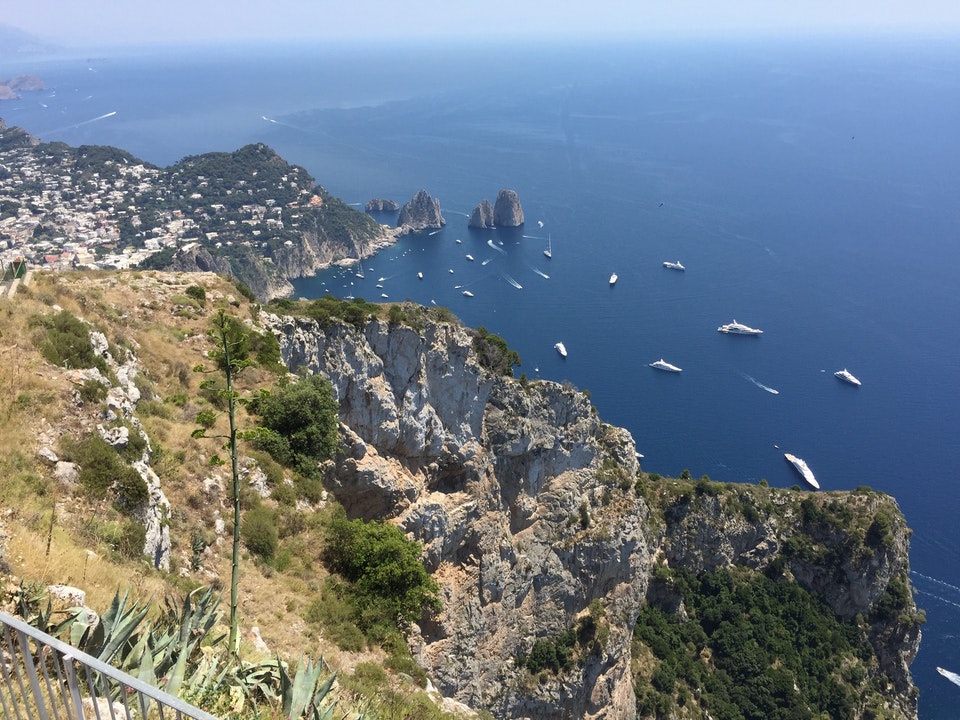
<box><xmin>365</xmin><ymin>198</ymin><xmax>400</xmax><ymax>212</ymax></box>
<box><xmin>398</xmin><ymin>190</ymin><xmax>445</xmax><ymax>232</ymax></box>
<box><xmin>468</xmin><ymin>199</ymin><xmax>495</xmax><ymax>229</ymax></box>
<box><xmin>493</xmin><ymin>188</ymin><xmax>524</xmax><ymax>227</ymax></box>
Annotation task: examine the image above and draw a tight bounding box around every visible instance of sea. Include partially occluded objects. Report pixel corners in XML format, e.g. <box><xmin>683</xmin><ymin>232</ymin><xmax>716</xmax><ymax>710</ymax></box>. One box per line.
<box><xmin>3</xmin><ymin>35</ymin><xmax>959</xmax><ymax>716</ymax></box>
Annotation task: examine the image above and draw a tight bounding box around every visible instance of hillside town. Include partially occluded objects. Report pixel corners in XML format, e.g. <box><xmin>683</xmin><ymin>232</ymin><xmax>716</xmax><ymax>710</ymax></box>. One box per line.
<box><xmin>0</xmin><ymin>123</ymin><xmax>376</xmax><ymax>292</ymax></box>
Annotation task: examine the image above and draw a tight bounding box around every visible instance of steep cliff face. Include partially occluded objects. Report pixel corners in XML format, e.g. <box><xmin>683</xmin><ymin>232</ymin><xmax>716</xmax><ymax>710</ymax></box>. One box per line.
<box><xmin>493</xmin><ymin>189</ymin><xmax>524</xmax><ymax>227</ymax></box>
<box><xmin>265</xmin><ymin>311</ymin><xmax>920</xmax><ymax>720</ymax></box>
<box><xmin>171</xmin><ymin>245</ymin><xmax>293</xmax><ymax>301</ymax></box>
<box><xmin>468</xmin><ymin>199</ymin><xmax>495</xmax><ymax>229</ymax></box>
<box><xmin>398</xmin><ymin>190</ymin><xmax>446</xmax><ymax>232</ymax></box>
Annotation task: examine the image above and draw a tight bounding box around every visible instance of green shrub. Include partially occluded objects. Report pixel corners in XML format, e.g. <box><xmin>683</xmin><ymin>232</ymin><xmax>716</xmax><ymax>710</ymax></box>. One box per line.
<box><xmin>249</xmin><ymin>376</ymin><xmax>339</xmax><ymax>480</ymax></box>
<box><xmin>322</xmin><ymin>506</ymin><xmax>440</xmax><ymax>633</ymax></box>
<box><xmin>78</xmin><ymin>378</ymin><xmax>108</xmax><ymax>404</ymax></box>
<box><xmin>60</xmin><ymin>434</ymin><xmax>148</xmax><ymax>509</ymax></box>
<box><xmin>185</xmin><ymin>284</ymin><xmax>207</xmax><ymax>306</ymax></box>
<box><xmin>471</xmin><ymin>326</ymin><xmax>520</xmax><ymax>376</ymax></box>
<box><xmin>31</xmin><ymin>310</ymin><xmax>107</xmax><ymax>373</ymax></box>
<box><xmin>241</xmin><ymin>505</ymin><xmax>278</xmax><ymax>560</ymax></box>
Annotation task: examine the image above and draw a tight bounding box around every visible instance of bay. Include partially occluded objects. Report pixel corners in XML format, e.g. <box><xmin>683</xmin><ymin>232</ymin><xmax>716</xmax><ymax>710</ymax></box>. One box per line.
<box><xmin>4</xmin><ymin>36</ymin><xmax>959</xmax><ymax>716</ymax></box>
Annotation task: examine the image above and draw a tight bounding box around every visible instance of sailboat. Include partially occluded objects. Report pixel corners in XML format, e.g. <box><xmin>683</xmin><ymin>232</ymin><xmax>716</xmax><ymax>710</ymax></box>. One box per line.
<box><xmin>543</xmin><ymin>234</ymin><xmax>552</xmax><ymax>259</ymax></box>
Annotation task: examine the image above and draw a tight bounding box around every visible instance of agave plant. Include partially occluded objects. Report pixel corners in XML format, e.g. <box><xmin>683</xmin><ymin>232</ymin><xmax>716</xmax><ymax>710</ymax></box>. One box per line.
<box><xmin>227</xmin><ymin>654</ymin><xmax>341</xmax><ymax>720</ymax></box>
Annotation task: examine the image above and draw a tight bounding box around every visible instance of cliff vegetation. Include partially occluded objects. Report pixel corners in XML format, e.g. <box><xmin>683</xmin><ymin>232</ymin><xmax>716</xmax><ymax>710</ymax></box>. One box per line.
<box><xmin>0</xmin><ymin>270</ymin><xmax>922</xmax><ymax>720</ymax></box>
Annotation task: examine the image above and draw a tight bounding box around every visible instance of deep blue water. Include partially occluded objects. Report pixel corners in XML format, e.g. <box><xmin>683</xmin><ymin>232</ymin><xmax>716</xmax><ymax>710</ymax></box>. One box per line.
<box><xmin>4</xmin><ymin>37</ymin><xmax>959</xmax><ymax>716</ymax></box>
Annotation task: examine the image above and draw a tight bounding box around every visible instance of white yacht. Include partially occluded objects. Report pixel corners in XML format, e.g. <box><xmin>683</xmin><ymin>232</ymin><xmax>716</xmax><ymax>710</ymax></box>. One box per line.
<box><xmin>834</xmin><ymin>369</ymin><xmax>862</xmax><ymax>386</ymax></box>
<box><xmin>717</xmin><ymin>319</ymin><xmax>763</xmax><ymax>335</ymax></box>
<box><xmin>466</xmin><ymin>254</ymin><xmax>474</xmax><ymax>261</ymax></box>
<box><xmin>544</xmin><ymin>234</ymin><xmax>552</xmax><ymax>259</ymax></box>
<box><xmin>649</xmin><ymin>359</ymin><xmax>682</xmax><ymax>373</ymax></box>
<box><xmin>462</xmin><ymin>290</ymin><xmax>474</xmax><ymax>297</ymax></box>
<box><xmin>663</xmin><ymin>260</ymin><xmax>685</xmax><ymax>271</ymax></box>
<box><xmin>555</xmin><ymin>342</ymin><xmax>567</xmax><ymax>357</ymax></box>
<box><xmin>609</xmin><ymin>273</ymin><xmax>618</xmax><ymax>285</ymax></box>
<box><xmin>784</xmin><ymin>453</ymin><xmax>819</xmax><ymax>489</ymax></box>
<box><xmin>417</xmin><ymin>272</ymin><xmax>423</xmax><ymax>279</ymax></box>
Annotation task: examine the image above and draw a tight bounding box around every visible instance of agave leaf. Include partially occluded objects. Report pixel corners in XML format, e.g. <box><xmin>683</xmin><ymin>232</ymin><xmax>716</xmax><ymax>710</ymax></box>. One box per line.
<box><xmin>97</xmin><ymin>591</ymin><xmax>151</xmax><ymax>665</ymax></box>
<box><xmin>285</xmin><ymin>656</ymin><xmax>333</xmax><ymax>720</ymax></box>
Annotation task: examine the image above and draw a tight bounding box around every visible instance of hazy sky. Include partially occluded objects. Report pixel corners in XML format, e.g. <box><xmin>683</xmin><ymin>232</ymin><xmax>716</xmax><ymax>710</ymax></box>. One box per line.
<box><xmin>9</xmin><ymin>0</ymin><xmax>960</xmax><ymax>47</ymax></box>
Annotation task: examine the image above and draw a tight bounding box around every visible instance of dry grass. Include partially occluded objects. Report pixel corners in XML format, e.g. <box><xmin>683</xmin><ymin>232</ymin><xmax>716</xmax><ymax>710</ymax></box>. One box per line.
<box><xmin>0</xmin><ymin>268</ymin><xmax>359</xmax><ymax>667</ymax></box>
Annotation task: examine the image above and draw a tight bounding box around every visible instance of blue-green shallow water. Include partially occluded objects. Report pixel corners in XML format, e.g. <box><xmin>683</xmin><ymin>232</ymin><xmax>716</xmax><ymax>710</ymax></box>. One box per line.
<box><xmin>4</xmin><ymin>37</ymin><xmax>959</xmax><ymax>715</ymax></box>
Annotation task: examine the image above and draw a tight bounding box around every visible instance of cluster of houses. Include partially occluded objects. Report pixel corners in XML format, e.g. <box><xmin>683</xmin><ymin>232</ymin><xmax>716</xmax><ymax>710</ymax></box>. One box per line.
<box><xmin>0</xmin><ymin>142</ymin><xmax>311</xmax><ymax>280</ymax></box>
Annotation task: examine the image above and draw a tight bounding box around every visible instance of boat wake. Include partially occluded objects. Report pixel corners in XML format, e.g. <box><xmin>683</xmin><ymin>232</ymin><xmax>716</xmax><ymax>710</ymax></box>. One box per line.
<box><xmin>742</xmin><ymin>373</ymin><xmax>779</xmax><ymax>395</ymax></box>
<box><xmin>938</xmin><ymin>667</ymin><xmax>960</xmax><ymax>688</ymax></box>
<box><xmin>532</xmin><ymin>268</ymin><xmax>550</xmax><ymax>279</ymax></box>
<box><xmin>501</xmin><ymin>273</ymin><xmax>523</xmax><ymax>290</ymax></box>
<box><xmin>44</xmin><ymin>110</ymin><xmax>117</xmax><ymax>135</ymax></box>
<box><xmin>911</xmin><ymin>571</ymin><xmax>960</xmax><ymax>610</ymax></box>
<box><xmin>487</xmin><ymin>239</ymin><xmax>507</xmax><ymax>255</ymax></box>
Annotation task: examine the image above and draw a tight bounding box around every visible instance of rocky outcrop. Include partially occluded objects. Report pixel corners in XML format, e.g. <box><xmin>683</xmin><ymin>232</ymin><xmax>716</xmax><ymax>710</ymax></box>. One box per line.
<box><xmin>0</xmin><ymin>120</ymin><xmax>40</xmax><ymax>149</ymax></box>
<box><xmin>265</xmin><ymin>311</ymin><xmax>920</xmax><ymax>720</ymax></box>
<box><xmin>468</xmin><ymin>199</ymin><xmax>495</xmax><ymax>229</ymax></box>
<box><xmin>0</xmin><ymin>75</ymin><xmax>44</xmax><ymax>100</ymax></box>
<box><xmin>171</xmin><ymin>244</ymin><xmax>293</xmax><ymax>301</ymax></box>
<box><xmin>366</xmin><ymin>198</ymin><xmax>400</xmax><ymax>212</ymax></box>
<box><xmin>398</xmin><ymin>190</ymin><xmax>445</xmax><ymax>232</ymax></box>
<box><xmin>493</xmin><ymin>189</ymin><xmax>524</xmax><ymax>227</ymax></box>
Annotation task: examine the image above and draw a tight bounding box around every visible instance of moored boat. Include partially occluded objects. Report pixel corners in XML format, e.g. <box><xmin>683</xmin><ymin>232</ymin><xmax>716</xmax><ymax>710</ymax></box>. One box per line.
<box><xmin>717</xmin><ymin>319</ymin><xmax>763</xmax><ymax>335</ymax></box>
<box><xmin>663</xmin><ymin>260</ymin><xmax>685</xmax><ymax>271</ymax></box>
<box><xmin>784</xmin><ymin>453</ymin><xmax>819</xmax><ymax>489</ymax></box>
<box><xmin>834</xmin><ymin>368</ymin><xmax>861</xmax><ymax>386</ymax></box>
<box><xmin>649</xmin><ymin>358</ymin><xmax>682</xmax><ymax>373</ymax></box>
<box><xmin>462</xmin><ymin>290</ymin><xmax>474</xmax><ymax>297</ymax></box>
<box><xmin>554</xmin><ymin>342</ymin><xmax>567</xmax><ymax>357</ymax></box>
<box><xmin>609</xmin><ymin>273</ymin><xmax>618</xmax><ymax>285</ymax></box>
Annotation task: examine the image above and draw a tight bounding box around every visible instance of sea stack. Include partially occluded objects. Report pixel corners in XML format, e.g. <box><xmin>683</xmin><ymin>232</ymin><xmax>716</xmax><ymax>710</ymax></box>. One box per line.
<box><xmin>365</xmin><ymin>198</ymin><xmax>400</xmax><ymax>212</ymax></box>
<box><xmin>492</xmin><ymin>189</ymin><xmax>524</xmax><ymax>227</ymax></box>
<box><xmin>468</xmin><ymin>199</ymin><xmax>495</xmax><ymax>228</ymax></box>
<box><xmin>398</xmin><ymin>190</ymin><xmax>445</xmax><ymax>232</ymax></box>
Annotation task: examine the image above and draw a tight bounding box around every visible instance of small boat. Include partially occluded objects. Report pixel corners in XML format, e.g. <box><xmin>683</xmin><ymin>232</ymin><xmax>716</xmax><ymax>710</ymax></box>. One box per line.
<box><xmin>449</xmin><ymin>269</ymin><xmax>454</xmax><ymax>274</ymax></box>
<box><xmin>417</xmin><ymin>272</ymin><xmax>423</xmax><ymax>279</ymax></box>
<box><xmin>380</xmin><ymin>293</ymin><xmax>389</xmax><ymax>298</ymax></box>
<box><xmin>462</xmin><ymin>290</ymin><xmax>474</xmax><ymax>297</ymax></box>
<box><xmin>355</xmin><ymin>271</ymin><xmax>365</xmax><ymax>279</ymax></box>
<box><xmin>544</xmin><ymin>234</ymin><xmax>552</xmax><ymax>259</ymax></box>
<box><xmin>466</xmin><ymin>254</ymin><xmax>474</xmax><ymax>261</ymax></box>
<box><xmin>378</xmin><ymin>276</ymin><xmax>385</xmax><ymax>282</ymax></box>
<box><xmin>784</xmin><ymin>453</ymin><xmax>819</xmax><ymax>489</ymax></box>
<box><xmin>376</xmin><ymin>284</ymin><xmax>383</xmax><ymax>288</ymax></box>
<box><xmin>555</xmin><ymin>342</ymin><xmax>567</xmax><ymax>358</ymax></box>
<box><xmin>717</xmin><ymin>319</ymin><xmax>763</xmax><ymax>335</ymax></box>
<box><xmin>663</xmin><ymin>260</ymin><xmax>685</xmax><ymax>271</ymax></box>
<box><xmin>481</xmin><ymin>258</ymin><xmax>492</xmax><ymax>266</ymax></box>
<box><xmin>834</xmin><ymin>368</ymin><xmax>861</xmax><ymax>386</ymax></box>
<box><xmin>455</xmin><ymin>239</ymin><xmax>462</xmax><ymax>244</ymax></box>
<box><xmin>649</xmin><ymin>359</ymin><xmax>682</xmax><ymax>373</ymax></box>
<box><xmin>609</xmin><ymin>273</ymin><xmax>618</xmax><ymax>285</ymax></box>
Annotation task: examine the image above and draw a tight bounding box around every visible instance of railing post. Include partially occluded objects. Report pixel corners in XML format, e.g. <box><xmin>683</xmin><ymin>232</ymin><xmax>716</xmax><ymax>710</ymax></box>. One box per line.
<box><xmin>13</xmin><ymin>629</ymin><xmax>51</xmax><ymax>720</ymax></box>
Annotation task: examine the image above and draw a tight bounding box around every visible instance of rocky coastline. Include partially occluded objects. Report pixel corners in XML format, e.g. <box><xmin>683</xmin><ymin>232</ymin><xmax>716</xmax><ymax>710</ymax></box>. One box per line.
<box><xmin>264</xmin><ymin>309</ymin><xmax>921</xmax><ymax>719</ymax></box>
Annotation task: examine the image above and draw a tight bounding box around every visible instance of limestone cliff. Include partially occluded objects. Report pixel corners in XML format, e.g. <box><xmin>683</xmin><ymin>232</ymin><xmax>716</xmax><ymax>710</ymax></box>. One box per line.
<box><xmin>468</xmin><ymin>199</ymin><xmax>495</xmax><ymax>229</ymax></box>
<box><xmin>366</xmin><ymin>198</ymin><xmax>400</xmax><ymax>212</ymax></box>
<box><xmin>398</xmin><ymin>190</ymin><xmax>445</xmax><ymax>232</ymax></box>
<box><xmin>265</xmin><ymin>310</ymin><xmax>920</xmax><ymax>720</ymax></box>
<box><xmin>171</xmin><ymin>245</ymin><xmax>293</xmax><ymax>301</ymax></box>
<box><xmin>493</xmin><ymin>189</ymin><xmax>524</xmax><ymax>227</ymax></box>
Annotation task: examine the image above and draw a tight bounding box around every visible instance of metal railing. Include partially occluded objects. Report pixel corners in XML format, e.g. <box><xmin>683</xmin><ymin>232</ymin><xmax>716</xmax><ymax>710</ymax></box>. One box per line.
<box><xmin>0</xmin><ymin>611</ymin><xmax>218</xmax><ymax>720</ymax></box>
